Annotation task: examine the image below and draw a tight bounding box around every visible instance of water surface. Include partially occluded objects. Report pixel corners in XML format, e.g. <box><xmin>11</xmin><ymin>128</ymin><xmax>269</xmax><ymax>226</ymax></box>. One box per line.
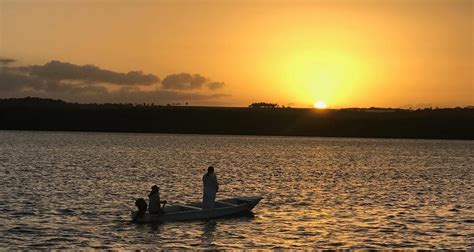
<box><xmin>0</xmin><ymin>131</ymin><xmax>473</xmax><ymax>249</ymax></box>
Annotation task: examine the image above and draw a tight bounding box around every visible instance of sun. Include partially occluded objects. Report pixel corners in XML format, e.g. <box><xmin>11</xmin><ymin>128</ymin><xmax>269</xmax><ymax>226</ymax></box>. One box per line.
<box><xmin>313</xmin><ymin>100</ymin><xmax>327</xmax><ymax>109</ymax></box>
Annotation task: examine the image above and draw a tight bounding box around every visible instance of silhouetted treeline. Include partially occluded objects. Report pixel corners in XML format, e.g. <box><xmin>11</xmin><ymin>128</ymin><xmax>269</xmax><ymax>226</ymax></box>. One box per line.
<box><xmin>0</xmin><ymin>97</ymin><xmax>473</xmax><ymax>140</ymax></box>
<box><xmin>249</xmin><ymin>102</ymin><xmax>280</xmax><ymax>108</ymax></box>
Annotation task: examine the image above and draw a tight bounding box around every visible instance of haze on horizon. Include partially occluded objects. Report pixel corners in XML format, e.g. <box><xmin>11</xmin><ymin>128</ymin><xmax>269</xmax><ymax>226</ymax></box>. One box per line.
<box><xmin>0</xmin><ymin>0</ymin><xmax>472</xmax><ymax>108</ymax></box>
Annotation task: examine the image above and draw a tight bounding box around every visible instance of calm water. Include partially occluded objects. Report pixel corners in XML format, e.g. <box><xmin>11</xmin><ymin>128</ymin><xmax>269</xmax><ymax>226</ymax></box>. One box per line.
<box><xmin>0</xmin><ymin>131</ymin><xmax>473</xmax><ymax>249</ymax></box>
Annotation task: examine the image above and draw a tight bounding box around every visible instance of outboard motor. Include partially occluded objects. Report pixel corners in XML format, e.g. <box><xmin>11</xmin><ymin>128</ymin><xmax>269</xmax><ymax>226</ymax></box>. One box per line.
<box><xmin>134</xmin><ymin>198</ymin><xmax>148</xmax><ymax>220</ymax></box>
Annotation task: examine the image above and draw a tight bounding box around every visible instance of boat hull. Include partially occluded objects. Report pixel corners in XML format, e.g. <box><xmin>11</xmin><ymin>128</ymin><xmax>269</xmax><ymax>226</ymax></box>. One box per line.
<box><xmin>131</xmin><ymin>196</ymin><xmax>262</xmax><ymax>223</ymax></box>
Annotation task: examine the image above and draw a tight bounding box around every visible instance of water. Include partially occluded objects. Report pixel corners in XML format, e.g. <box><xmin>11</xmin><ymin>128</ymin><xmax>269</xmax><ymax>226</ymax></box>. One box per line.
<box><xmin>0</xmin><ymin>131</ymin><xmax>473</xmax><ymax>249</ymax></box>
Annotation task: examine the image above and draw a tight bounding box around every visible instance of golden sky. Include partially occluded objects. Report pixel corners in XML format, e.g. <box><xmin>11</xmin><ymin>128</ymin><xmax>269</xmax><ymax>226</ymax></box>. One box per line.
<box><xmin>1</xmin><ymin>0</ymin><xmax>472</xmax><ymax>108</ymax></box>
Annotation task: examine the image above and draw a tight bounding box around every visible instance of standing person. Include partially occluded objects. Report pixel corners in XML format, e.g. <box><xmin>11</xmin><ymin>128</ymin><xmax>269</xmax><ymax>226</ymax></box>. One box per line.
<box><xmin>202</xmin><ymin>166</ymin><xmax>219</xmax><ymax>209</ymax></box>
<box><xmin>148</xmin><ymin>185</ymin><xmax>167</xmax><ymax>214</ymax></box>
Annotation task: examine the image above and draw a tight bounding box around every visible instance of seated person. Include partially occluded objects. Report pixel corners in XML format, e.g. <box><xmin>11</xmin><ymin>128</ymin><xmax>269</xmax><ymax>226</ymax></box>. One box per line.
<box><xmin>148</xmin><ymin>185</ymin><xmax>167</xmax><ymax>214</ymax></box>
<box><xmin>133</xmin><ymin>198</ymin><xmax>147</xmax><ymax>222</ymax></box>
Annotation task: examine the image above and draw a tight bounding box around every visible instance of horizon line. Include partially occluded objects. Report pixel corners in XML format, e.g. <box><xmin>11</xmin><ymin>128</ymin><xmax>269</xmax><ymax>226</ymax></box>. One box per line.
<box><xmin>1</xmin><ymin>96</ymin><xmax>473</xmax><ymax>110</ymax></box>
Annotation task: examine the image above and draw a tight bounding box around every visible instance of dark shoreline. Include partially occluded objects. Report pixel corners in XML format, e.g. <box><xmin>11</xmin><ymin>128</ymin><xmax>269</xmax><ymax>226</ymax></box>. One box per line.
<box><xmin>1</xmin><ymin>97</ymin><xmax>473</xmax><ymax>140</ymax></box>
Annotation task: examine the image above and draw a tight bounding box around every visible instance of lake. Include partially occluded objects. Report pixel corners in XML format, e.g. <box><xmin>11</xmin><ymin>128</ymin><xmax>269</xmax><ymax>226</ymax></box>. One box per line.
<box><xmin>0</xmin><ymin>131</ymin><xmax>472</xmax><ymax>249</ymax></box>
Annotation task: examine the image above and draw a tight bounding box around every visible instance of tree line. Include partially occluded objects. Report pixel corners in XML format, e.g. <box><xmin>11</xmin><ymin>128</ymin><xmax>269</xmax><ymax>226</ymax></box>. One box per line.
<box><xmin>0</xmin><ymin>97</ymin><xmax>473</xmax><ymax>140</ymax></box>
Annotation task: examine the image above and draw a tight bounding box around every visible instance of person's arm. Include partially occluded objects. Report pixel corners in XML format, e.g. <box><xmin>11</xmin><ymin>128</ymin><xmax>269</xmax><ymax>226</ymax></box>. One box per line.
<box><xmin>215</xmin><ymin>176</ymin><xmax>219</xmax><ymax>192</ymax></box>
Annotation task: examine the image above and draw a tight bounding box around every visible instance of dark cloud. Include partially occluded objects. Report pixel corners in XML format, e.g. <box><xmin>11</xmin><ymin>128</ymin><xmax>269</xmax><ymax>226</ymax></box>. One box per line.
<box><xmin>0</xmin><ymin>69</ymin><xmax>31</xmax><ymax>91</ymax></box>
<box><xmin>0</xmin><ymin>67</ymin><xmax>107</xmax><ymax>95</ymax></box>
<box><xmin>208</xmin><ymin>81</ymin><xmax>225</xmax><ymax>90</ymax></box>
<box><xmin>161</xmin><ymin>73</ymin><xmax>207</xmax><ymax>90</ymax></box>
<box><xmin>0</xmin><ymin>58</ymin><xmax>16</xmax><ymax>65</ymax></box>
<box><xmin>0</xmin><ymin>59</ymin><xmax>229</xmax><ymax>105</ymax></box>
<box><xmin>162</xmin><ymin>73</ymin><xmax>225</xmax><ymax>90</ymax></box>
<box><xmin>19</xmin><ymin>60</ymin><xmax>159</xmax><ymax>85</ymax></box>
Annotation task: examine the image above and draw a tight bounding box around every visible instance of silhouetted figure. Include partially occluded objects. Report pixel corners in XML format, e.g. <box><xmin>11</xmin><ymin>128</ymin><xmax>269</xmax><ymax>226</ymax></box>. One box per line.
<box><xmin>148</xmin><ymin>185</ymin><xmax>167</xmax><ymax>214</ymax></box>
<box><xmin>202</xmin><ymin>166</ymin><xmax>219</xmax><ymax>209</ymax></box>
<box><xmin>134</xmin><ymin>198</ymin><xmax>148</xmax><ymax>221</ymax></box>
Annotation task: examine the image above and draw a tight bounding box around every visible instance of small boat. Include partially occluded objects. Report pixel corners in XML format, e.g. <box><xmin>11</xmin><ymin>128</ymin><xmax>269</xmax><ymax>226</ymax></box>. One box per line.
<box><xmin>131</xmin><ymin>196</ymin><xmax>262</xmax><ymax>223</ymax></box>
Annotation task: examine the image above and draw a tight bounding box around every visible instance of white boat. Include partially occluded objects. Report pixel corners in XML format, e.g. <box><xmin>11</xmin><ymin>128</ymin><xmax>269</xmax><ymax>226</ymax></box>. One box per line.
<box><xmin>131</xmin><ymin>196</ymin><xmax>262</xmax><ymax>223</ymax></box>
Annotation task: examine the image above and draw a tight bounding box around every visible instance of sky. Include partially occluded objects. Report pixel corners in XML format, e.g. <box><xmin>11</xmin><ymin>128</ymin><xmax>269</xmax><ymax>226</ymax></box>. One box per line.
<box><xmin>0</xmin><ymin>0</ymin><xmax>472</xmax><ymax>108</ymax></box>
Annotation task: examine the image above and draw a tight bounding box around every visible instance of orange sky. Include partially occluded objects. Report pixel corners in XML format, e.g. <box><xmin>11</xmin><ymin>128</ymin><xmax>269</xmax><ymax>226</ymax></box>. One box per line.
<box><xmin>1</xmin><ymin>0</ymin><xmax>472</xmax><ymax>108</ymax></box>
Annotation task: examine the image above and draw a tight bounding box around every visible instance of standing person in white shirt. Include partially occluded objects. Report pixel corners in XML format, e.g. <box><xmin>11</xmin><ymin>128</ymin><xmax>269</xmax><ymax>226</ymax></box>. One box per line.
<box><xmin>202</xmin><ymin>166</ymin><xmax>219</xmax><ymax>209</ymax></box>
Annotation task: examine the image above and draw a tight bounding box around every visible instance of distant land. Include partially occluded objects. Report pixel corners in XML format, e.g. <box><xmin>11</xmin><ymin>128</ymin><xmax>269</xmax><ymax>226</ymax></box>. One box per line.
<box><xmin>0</xmin><ymin>97</ymin><xmax>473</xmax><ymax>140</ymax></box>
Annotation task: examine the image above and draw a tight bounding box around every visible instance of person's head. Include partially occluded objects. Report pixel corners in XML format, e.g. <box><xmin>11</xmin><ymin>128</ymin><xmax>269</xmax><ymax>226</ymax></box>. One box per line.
<box><xmin>151</xmin><ymin>185</ymin><xmax>159</xmax><ymax>192</ymax></box>
<box><xmin>207</xmin><ymin>166</ymin><xmax>214</xmax><ymax>174</ymax></box>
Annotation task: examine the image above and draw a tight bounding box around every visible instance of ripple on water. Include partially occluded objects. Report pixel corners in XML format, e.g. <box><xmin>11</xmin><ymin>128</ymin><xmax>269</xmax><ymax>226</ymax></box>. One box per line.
<box><xmin>0</xmin><ymin>131</ymin><xmax>473</xmax><ymax>249</ymax></box>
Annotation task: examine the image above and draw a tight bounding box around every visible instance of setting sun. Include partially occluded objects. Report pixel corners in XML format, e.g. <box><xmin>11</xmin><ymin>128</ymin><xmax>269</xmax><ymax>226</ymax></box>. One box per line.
<box><xmin>314</xmin><ymin>101</ymin><xmax>328</xmax><ymax>109</ymax></box>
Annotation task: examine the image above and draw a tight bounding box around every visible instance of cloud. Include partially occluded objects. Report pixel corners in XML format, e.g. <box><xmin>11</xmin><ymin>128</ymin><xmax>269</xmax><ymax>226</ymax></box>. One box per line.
<box><xmin>161</xmin><ymin>73</ymin><xmax>207</xmax><ymax>90</ymax></box>
<box><xmin>162</xmin><ymin>73</ymin><xmax>225</xmax><ymax>90</ymax></box>
<box><xmin>0</xmin><ymin>59</ymin><xmax>229</xmax><ymax>105</ymax></box>
<box><xmin>0</xmin><ymin>67</ymin><xmax>107</xmax><ymax>95</ymax></box>
<box><xmin>0</xmin><ymin>68</ymin><xmax>32</xmax><ymax>91</ymax></box>
<box><xmin>208</xmin><ymin>81</ymin><xmax>225</xmax><ymax>90</ymax></box>
<box><xmin>0</xmin><ymin>58</ymin><xmax>16</xmax><ymax>65</ymax></box>
<box><xmin>19</xmin><ymin>60</ymin><xmax>159</xmax><ymax>85</ymax></box>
